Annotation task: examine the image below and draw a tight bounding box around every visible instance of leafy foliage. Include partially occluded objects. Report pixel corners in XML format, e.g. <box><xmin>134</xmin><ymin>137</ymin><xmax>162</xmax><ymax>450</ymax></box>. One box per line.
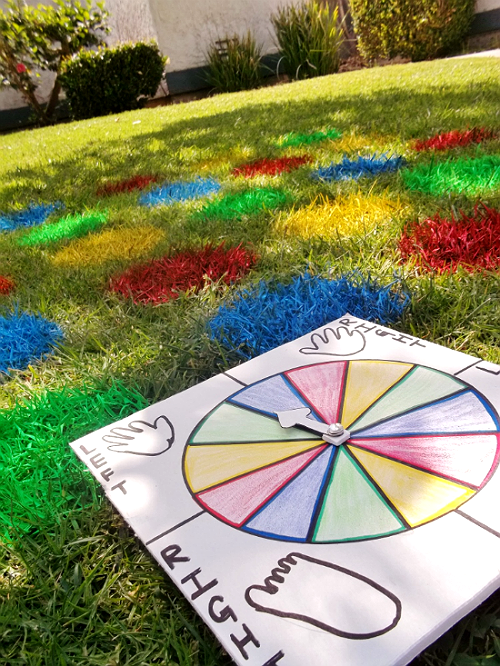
<box><xmin>59</xmin><ymin>40</ymin><xmax>167</xmax><ymax>119</ymax></box>
<box><xmin>205</xmin><ymin>32</ymin><xmax>263</xmax><ymax>93</ymax></box>
<box><xmin>0</xmin><ymin>0</ymin><xmax>109</xmax><ymax>124</ymax></box>
<box><xmin>349</xmin><ymin>0</ymin><xmax>475</xmax><ymax>61</ymax></box>
<box><xmin>271</xmin><ymin>0</ymin><xmax>344</xmax><ymax>80</ymax></box>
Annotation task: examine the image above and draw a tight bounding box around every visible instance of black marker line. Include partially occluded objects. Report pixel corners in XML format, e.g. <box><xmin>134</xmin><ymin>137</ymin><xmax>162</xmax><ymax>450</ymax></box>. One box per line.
<box><xmin>224</xmin><ymin>372</ymin><xmax>248</xmax><ymax>387</ymax></box>
<box><xmin>347</xmin><ymin>442</ymin><xmax>479</xmax><ymax>491</ymax></box>
<box><xmin>298</xmin><ymin>326</ymin><xmax>366</xmax><ymax>357</ymax></box>
<box><xmin>336</xmin><ymin>361</ymin><xmax>349</xmax><ymax>432</ymax></box>
<box><xmin>347</xmin><ymin>363</ymin><xmax>415</xmax><ymax>430</ymax></box>
<box><xmin>455</xmin><ymin>509</ymin><xmax>500</xmax><ymax>539</ymax></box>
<box><xmin>477</xmin><ymin>365</ymin><xmax>500</xmax><ymax>376</ymax></box>
<box><xmin>262</xmin><ymin>651</ymin><xmax>285</xmax><ymax>666</ymax></box>
<box><xmin>454</xmin><ymin>361</ymin><xmax>480</xmax><ymax>377</ymax></box>
<box><xmin>145</xmin><ymin>510</ymin><xmax>206</xmax><ymax>545</ymax></box>
<box><xmin>245</xmin><ymin>552</ymin><xmax>402</xmax><ymax>640</ymax></box>
<box><xmin>306</xmin><ymin>446</ymin><xmax>339</xmax><ymax>542</ymax></box>
<box><xmin>343</xmin><ymin>446</ymin><xmax>411</xmax><ymax>530</ymax></box>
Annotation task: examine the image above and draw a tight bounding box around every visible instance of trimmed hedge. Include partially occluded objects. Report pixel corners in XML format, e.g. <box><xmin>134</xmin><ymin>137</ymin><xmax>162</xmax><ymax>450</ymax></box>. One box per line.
<box><xmin>349</xmin><ymin>0</ymin><xmax>475</xmax><ymax>61</ymax></box>
<box><xmin>60</xmin><ymin>41</ymin><xmax>167</xmax><ymax>120</ymax></box>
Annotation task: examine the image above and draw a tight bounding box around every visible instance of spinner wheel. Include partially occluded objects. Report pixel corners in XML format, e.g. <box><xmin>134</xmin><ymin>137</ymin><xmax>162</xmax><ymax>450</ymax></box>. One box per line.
<box><xmin>184</xmin><ymin>360</ymin><xmax>500</xmax><ymax>543</ymax></box>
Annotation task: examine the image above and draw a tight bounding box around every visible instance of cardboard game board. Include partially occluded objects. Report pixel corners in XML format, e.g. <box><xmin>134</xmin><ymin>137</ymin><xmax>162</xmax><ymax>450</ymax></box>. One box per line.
<box><xmin>70</xmin><ymin>315</ymin><xmax>500</xmax><ymax>665</ymax></box>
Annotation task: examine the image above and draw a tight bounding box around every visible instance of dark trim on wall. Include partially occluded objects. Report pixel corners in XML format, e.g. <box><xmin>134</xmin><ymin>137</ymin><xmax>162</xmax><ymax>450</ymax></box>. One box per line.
<box><xmin>1</xmin><ymin>55</ymin><xmax>280</xmax><ymax>130</ymax></box>
<box><xmin>471</xmin><ymin>8</ymin><xmax>500</xmax><ymax>34</ymax></box>
<box><xmin>0</xmin><ymin>101</ymin><xmax>69</xmax><ymax>133</ymax></box>
<box><xmin>1</xmin><ymin>19</ymin><xmax>498</xmax><ymax>133</ymax></box>
<box><xmin>0</xmin><ymin>105</ymin><xmax>35</xmax><ymax>132</ymax></box>
<box><xmin>165</xmin><ymin>53</ymin><xmax>281</xmax><ymax>96</ymax></box>
<box><xmin>165</xmin><ymin>66</ymin><xmax>208</xmax><ymax>95</ymax></box>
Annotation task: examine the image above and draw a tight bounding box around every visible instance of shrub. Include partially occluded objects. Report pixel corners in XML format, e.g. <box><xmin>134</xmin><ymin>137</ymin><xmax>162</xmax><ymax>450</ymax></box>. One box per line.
<box><xmin>59</xmin><ymin>41</ymin><xmax>167</xmax><ymax>119</ymax></box>
<box><xmin>205</xmin><ymin>32</ymin><xmax>263</xmax><ymax>93</ymax></box>
<box><xmin>271</xmin><ymin>0</ymin><xmax>344</xmax><ymax>80</ymax></box>
<box><xmin>349</xmin><ymin>0</ymin><xmax>475</xmax><ymax>61</ymax></box>
<box><xmin>0</xmin><ymin>0</ymin><xmax>109</xmax><ymax>124</ymax></box>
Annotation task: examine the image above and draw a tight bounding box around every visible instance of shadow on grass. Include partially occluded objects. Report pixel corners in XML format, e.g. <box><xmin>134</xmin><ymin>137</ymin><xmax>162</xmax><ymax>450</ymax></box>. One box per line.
<box><xmin>1</xmin><ymin>74</ymin><xmax>499</xmax><ymax>207</ymax></box>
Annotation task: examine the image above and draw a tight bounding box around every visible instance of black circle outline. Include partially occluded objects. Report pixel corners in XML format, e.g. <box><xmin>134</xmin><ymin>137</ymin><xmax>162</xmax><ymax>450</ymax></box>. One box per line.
<box><xmin>182</xmin><ymin>359</ymin><xmax>500</xmax><ymax>544</ymax></box>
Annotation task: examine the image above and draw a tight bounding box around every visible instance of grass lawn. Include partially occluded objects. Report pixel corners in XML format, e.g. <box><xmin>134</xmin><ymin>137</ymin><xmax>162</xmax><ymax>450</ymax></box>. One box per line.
<box><xmin>1</xmin><ymin>55</ymin><xmax>500</xmax><ymax>665</ymax></box>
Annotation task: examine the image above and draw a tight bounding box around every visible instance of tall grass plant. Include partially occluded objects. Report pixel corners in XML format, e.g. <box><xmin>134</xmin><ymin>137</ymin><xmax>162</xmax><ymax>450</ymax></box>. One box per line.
<box><xmin>205</xmin><ymin>32</ymin><xmax>263</xmax><ymax>93</ymax></box>
<box><xmin>271</xmin><ymin>0</ymin><xmax>344</xmax><ymax>80</ymax></box>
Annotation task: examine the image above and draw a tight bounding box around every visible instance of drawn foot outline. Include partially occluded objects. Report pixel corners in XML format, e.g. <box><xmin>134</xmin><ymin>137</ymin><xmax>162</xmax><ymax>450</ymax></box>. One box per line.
<box><xmin>245</xmin><ymin>552</ymin><xmax>401</xmax><ymax>639</ymax></box>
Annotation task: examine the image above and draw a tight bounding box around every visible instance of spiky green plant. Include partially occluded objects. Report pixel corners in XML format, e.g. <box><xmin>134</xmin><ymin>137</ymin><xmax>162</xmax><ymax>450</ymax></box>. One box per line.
<box><xmin>205</xmin><ymin>32</ymin><xmax>263</xmax><ymax>93</ymax></box>
<box><xmin>271</xmin><ymin>0</ymin><xmax>344</xmax><ymax>80</ymax></box>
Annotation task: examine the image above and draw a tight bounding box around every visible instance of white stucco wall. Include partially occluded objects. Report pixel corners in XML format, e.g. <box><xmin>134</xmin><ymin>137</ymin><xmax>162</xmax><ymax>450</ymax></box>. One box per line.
<box><xmin>1</xmin><ymin>0</ymin><xmax>499</xmax><ymax>115</ymax></box>
<box><xmin>148</xmin><ymin>0</ymin><xmax>283</xmax><ymax>72</ymax></box>
<box><xmin>476</xmin><ymin>0</ymin><xmax>500</xmax><ymax>12</ymax></box>
<box><xmin>106</xmin><ymin>0</ymin><xmax>158</xmax><ymax>45</ymax></box>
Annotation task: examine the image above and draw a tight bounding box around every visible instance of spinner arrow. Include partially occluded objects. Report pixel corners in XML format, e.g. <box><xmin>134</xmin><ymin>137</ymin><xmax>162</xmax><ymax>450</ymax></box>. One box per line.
<box><xmin>276</xmin><ymin>407</ymin><xmax>351</xmax><ymax>445</ymax></box>
<box><xmin>184</xmin><ymin>357</ymin><xmax>499</xmax><ymax>543</ymax></box>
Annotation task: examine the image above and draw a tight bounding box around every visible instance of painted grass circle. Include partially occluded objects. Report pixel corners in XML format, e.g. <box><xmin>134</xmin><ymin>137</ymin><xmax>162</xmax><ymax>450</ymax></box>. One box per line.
<box><xmin>51</xmin><ymin>226</ymin><xmax>164</xmax><ymax>267</ymax></box>
<box><xmin>18</xmin><ymin>209</ymin><xmax>108</xmax><ymax>247</ymax></box>
<box><xmin>312</xmin><ymin>154</ymin><xmax>405</xmax><ymax>182</ymax></box>
<box><xmin>0</xmin><ymin>202</ymin><xmax>62</xmax><ymax>232</ymax></box>
<box><xmin>399</xmin><ymin>204</ymin><xmax>500</xmax><ymax>273</ymax></box>
<box><xmin>192</xmin><ymin>187</ymin><xmax>292</xmax><ymax>222</ymax></box>
<box><xmin>110</xmin><ymin>243</ymin><xmax>257</xmax><ymax>304</ymax></box>
<box><xmin>208</xmin><ymin>273</ymin><xmax>410</xmax><ymax>359</ymax></box>
<box><xmin>403</xmin><ymin>156</ymin><xmax>500</xmax><ymax>196</ymax></box>
<box><xmin>139</xmin><ymin>177</ymin><xmax>221</xmax><ymax>207</ymax></box>
<box><xmin>414</xmin><ymin>128</ymin><xmax>496</xmax><ymax>152</ymax></box>
<box><xmin>0</xmin><ymin>276</ymin><xmax>15</xmax><ymax>295</ymax></box>
<box><xmin>232</xmin><ymin>156</ymin><xmax>311</xmax><ymax>178</ymax></box>
<box><xmin>0</xmin><ymin>311</ymin><xmax>63</xmax><ymax>374</ymax></box>
<box><xmin>97</xmin><ymin>175</ymin><xmax>158</xmax><ymax>196</ymax></box>
<box><xmin>278</xmin><ymin>194</ymin><xmax>405</xmax><ymax>239</ymax></box>
<box><xmin>0</xmin><ymin>382</ymin><xmax>148</xmax><ymax>537</ymax></box>
<box><xmin>276</xmin><ymin>128</ymin><xmax>342</xmax><ymax>148</ymax></box>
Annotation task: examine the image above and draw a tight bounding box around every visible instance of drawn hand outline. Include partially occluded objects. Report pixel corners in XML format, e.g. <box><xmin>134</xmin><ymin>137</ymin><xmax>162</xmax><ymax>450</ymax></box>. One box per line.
<box><xmin>300</xmin><ymin>326</ymin><xmax>366</xmax><ymax>356</ymax></box>
<box><xmin>103</xmin><ymin>415</ymin><xmax>174</xmax><ymax>456</ymax></box>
